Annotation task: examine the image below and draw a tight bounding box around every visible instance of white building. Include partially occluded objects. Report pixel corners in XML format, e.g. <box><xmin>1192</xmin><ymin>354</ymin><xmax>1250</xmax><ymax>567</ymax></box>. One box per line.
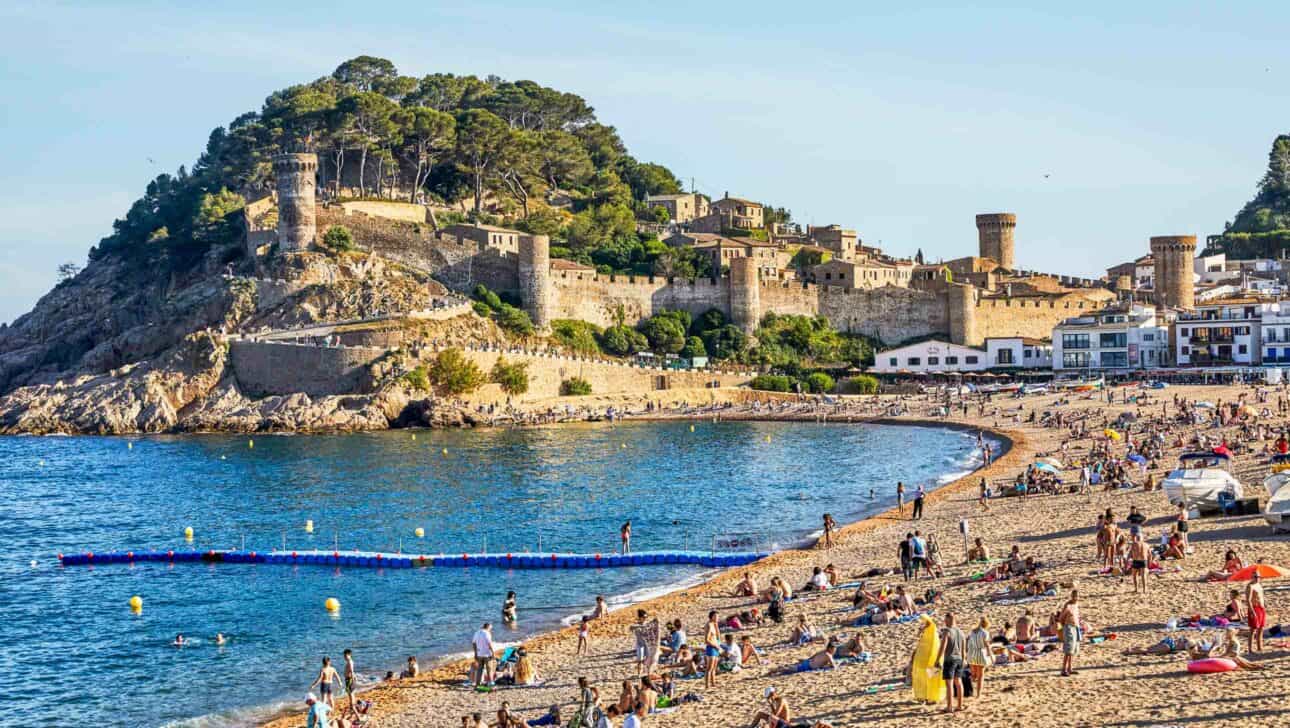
<box><xmin>985</xmin><ymin>337</ymin><xmax>1053</xmax><ymax>369</ymax></box>
<box><xmin>1174</xmin><ymin>297</ymin><xmax>1273</xmax><ymax>367</ymax></box>
<box><xmin>1052</xmin><ymin>304</ymin><xmax>1169</xmax><ymax>372</ymax></box>
<box><xmin>872</xmin><ymin>339</ymin><xmax>988</xmax><ymax>374</ymax></box>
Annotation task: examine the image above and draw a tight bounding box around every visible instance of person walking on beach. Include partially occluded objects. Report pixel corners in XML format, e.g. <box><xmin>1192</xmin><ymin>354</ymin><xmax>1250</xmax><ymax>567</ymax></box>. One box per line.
<box><xmin>704</xmin><ymin>610</ymin><xmax>721</xmax><ymax>688</ymax></box>
<box><xmin>899</xmin><ymin>532</ymin><xmax>914</xmax><ymax>581</ymax></box>
<box><xmin>822</xmin><ymin>513</ymin><xmax>837</xmax><ymax>548</ymax></box>
<box><xmin>912</xmin><ymin>485</ymin><xmax>926</xmax><ymax>520</ymax></box>
<box><xmin>471</xmin><ymin>622</ymin><xmax>496</xmax><ymax>687</ymax></box>
<box><xmin>896</xmin><ymin>482</ymin><xmax>906</xmax><ymax>515</ymax></box>
<box><xmin>577</xmin><ymin>616</ymin><xmax>590</xmax><ymax>657</ymax></box>
<box><xmin>1246</xmin><ymin>572</ymin><xmax>1267</xmax><ymax>653</ymax></box>
<box><xmin>1128</xmin><ymin>533</ymin><xmax>1149</xmax><ymax>594</ymax></box>
<box><xmin>1059</xmin><ymin>591</ymin><xmax>1081</xmax><ymax>677</ymax></box>
<box><xmin>935</xmin><ymin>613</ymin><xmax>966</xmax><ymax>713</ymax></box>
<box><xmin>342</xmin><ymin>648</ymin><xmax>356</xmax><ymax>713</ymax></box>
<box><xmin>310</xmin><ymin>656</ymin><xmax>340</xmax><ymax>708</ymax></box>
<box><xmin>966</xmin><ymin>616</ymin><xmax>992</xmax><ymax>698</ymax></box>
<box><xmin>621</xmin><ymin>520</ymin><xmax>632</xmax><ymax>554</ymax></box>
<box><xmin>910</xmin><ymin>530</ymin><xmax>928</xmax><ymax>580</ymax></box>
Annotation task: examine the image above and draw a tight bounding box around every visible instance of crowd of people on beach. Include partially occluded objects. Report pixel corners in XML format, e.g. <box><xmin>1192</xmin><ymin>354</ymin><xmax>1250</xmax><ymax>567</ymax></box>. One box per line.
<box><xmin>289</xmin><ymin>378</ymin><xmax>1290</xmax><ymax>727</ymax></box>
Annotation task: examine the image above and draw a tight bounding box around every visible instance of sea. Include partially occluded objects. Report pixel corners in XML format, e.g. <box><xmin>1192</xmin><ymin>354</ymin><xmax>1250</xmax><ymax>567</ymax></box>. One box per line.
<box><xmin>0</xmin><ymin>420</ymin><xmax>994</xmax><ymax>727</ymax></box>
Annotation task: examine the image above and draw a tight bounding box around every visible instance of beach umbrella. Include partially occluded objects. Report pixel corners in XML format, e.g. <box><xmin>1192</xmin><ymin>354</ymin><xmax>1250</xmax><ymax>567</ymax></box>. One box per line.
<box><xmin>1238</xmin><ymin>405</ymin><xmax>1257</xmax><ymax>417</ymax></box>
<box><xmin>1194</xmin><ymin>401</ymin><xmax>1216</xmax><ymax>409</ymax></box>
<box><xmin>1118</xmin><ymin>412</ymin><xmax>1138</xmax><ymax>423</ymax></box>
<box><xmin>1103</xmin><ymin>428</ymin><xmax>1122</xmax><ymax>441</ymax></box>
<box><xmin>1227</xmin><ymin>563</ymin><xmax>1290</xmax><ymax>581</ymax></box>
<box><xmin>1127</xmin><ymin>453</ymin><xmax>1147</xmax><ymax>464</ymax></box>
<box><xmin>1038</xmin><ymin>457</ymin><xmax>1064</xmax><ymax>469</ymax></box>
<box><xmin>1213</xmin><ymin>444</ymin><xmax>1233</xmax><ymax>457</ymax></box>
<box><xmin>1034</xmin><ymin>462</ymin><xmax>1060</xmax><ymax>474</ymax></box>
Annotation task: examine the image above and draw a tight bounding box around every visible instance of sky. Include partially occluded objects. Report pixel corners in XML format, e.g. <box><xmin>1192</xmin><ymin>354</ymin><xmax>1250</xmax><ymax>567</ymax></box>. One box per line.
<box><xmin>1</xmin><ymin>1</ymin><xmax>1287</xmax><ymax>323</ymax></box>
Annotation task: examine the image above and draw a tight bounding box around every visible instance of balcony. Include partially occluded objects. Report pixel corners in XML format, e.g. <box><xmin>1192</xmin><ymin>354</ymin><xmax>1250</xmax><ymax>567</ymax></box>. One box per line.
<box><xmin>1190</xmin><ymin>335</ymin><xmax>1233</xmax><ymax>345</ymax></box>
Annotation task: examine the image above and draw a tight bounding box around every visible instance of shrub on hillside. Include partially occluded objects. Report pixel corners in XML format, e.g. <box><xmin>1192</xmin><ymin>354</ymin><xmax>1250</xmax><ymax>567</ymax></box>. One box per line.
<box><xmin>681</xmin><ymin>336</ymin><xmax>707</xmax><ymax>359</ymax></box>
<box><xmin>490</xmin><ymin>357</ymin><xmax>530</xmax><ymax>396</ymax></box>
<box><xmin>600</xmin><ymin>325</ymin><xmax>649</xmax><ymax>356</ymax></box>
<box><xmin>805</xmin><ymin>372</ymin><xmax>835</xmax><ymax>393</ymax></box>
<box><xmin>322</xmin><ymin>225</ymin><xmax>356</xmax><ymax>252</ymax></box>
<box><xmin>472</xmin><ymin>284</ymin><xmax>504</xmax><ymax>311</ymax></box>
<box><xmin>402</xmin><ymin>364</ymin><xmax>430</xmax><ymax>392</ymax></box>
<box><xmin>846</xmin><ymin>374</ymin><xmax>880</xmax><ymax>394</ymax></box>
<box><xmin>561</xmin><ymin>377</ymin><xmax>592</xmax><ymax>396</ymax></box>
<box><xmin>496</xmin><ymin>304</ymin><xmax>535</xmax><ymax>336</ymax></box>
<box><xmin>750</xmin><ymin>374</ymin><xmax>792</xmax><ymax>392</ymax></box>
<box><xmin>429</xmin><ymin>348</ymin><xmax>485</xmax><ymax>395</ymax></box>
<box><xmin>551</xmin><ymin>319</ymin><xmax>603</xmax><ymax>354</ymax></box>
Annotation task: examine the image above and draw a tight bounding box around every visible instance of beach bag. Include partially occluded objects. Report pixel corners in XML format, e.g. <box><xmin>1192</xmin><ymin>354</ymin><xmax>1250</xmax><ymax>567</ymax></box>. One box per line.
<box><xmin>959</xmin><ymin>664</ymin><xmax>974</xmax><ymax>698</ymax></box>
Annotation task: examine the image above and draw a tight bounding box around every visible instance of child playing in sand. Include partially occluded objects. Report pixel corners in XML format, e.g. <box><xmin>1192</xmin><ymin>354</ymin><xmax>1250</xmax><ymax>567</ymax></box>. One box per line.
<box><xmin>576</xmin><ymin>616</ymin><xmax>590</xmax><ymax>656</ymax></box>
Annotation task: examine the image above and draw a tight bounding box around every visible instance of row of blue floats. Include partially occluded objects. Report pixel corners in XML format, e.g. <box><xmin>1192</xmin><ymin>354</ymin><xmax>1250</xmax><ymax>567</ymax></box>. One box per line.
<box><xmin>58</xmin><ymin>549</ymin><xmax>770</xmax><ymax>570</ymax></box>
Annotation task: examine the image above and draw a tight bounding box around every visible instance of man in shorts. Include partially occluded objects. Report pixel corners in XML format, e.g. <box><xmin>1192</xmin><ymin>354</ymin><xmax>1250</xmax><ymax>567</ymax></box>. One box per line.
<box><xmin>704</xmin><ymin>610</ymin><xmax>721</xmax><ymax>688</ymax></box>
<box><xmin>935</xmin><ymin>613</ymin><xmax>965</xmax><ymax>713</ymax></box>
<box><xmin>1059</xmin><ymin>590</ymin><xmax>1081</xmax><ymax>677</ymax></box>
<box><xmin>1128</xmin><ymin>533</ymin><xmax>1149</xmax><ymax>594</ymax></box>
<box><xmin>471</xmin><ymin>622</ymin><xmax>495</xmax><ymax>686</ymax></box>
<box><xmin>343</xmin><ymin>648</ymin><xmax>357</xmax><ymax>712</ymax></box>
<box><xmin>1247</xmin><ymin>572</ymin><xmax>1267</xmax><ymax>653</ymax></box>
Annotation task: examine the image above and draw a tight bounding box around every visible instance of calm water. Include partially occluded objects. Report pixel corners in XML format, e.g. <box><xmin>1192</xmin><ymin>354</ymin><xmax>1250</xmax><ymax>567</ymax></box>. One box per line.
<box><xmin>0</xmin><ymin>421</ymin><xmax>988</xmax><ymax>727</ymax></box>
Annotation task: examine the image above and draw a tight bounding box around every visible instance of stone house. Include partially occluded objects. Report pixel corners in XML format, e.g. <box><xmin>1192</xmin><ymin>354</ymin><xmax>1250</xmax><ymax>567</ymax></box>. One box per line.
<box><xmin>439</xmin><ymin>223</ymin><xmax>528</xmax><ymax>255</ymax></box>
<box><xmin>666</xmin><ymin>232</ymin><xmax>777</xmax><ymax>276</ymax></box>
<box><xmin>811</xmin><ymin>259</ymin><xmax>913</xmax><ymax>289</ymax></box>
<box><xmin>710</xmin><ymin>193</ymin><xmax>764</xmax><ymax>230</ymax></box>
<box><xmin>644</xmin><ymin>192</ymin><xmax>709</xmax><ymax>223</ymax></box>
<box><xmin>808</xmin><ymin>224</ymin><xmax>859</xmax><ymax>261</ymax></box>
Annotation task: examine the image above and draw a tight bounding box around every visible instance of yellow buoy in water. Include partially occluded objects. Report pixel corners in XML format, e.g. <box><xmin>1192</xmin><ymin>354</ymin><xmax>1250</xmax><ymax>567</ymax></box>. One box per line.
<box><xmin>411</xmin><ymin>433</ymin><xmax>416</xmax><ymax>441</ymax></box>
<box><xmin>621</xmin><ymin>442</ymin><xmax>627</xmax><ymax>449</ymax></box>
<box><xmin>305</xmin><ymin>520</ymin><xmax>314</xmax><ymax>534</ymax></box>
<box><xmin>129</xmin><ymin>595</ymin><xmax>143</xmax><ymax>611</ymax></box>
<box><xmin>765</xmin><ymin>435</ymin><xmax>772</xmax><ymax>443</ymax></box>
<box><xmin>442</xmin><ymin>448</ymin><xmax>448</xmax><ymax>457</ymax></box>
<box><xmin>183</xmin><ymin>526</ymin><xmax>194</xmax><ymax>541</ymax></box>
<box><xmin>689</xmin><ymin>424</ymin><xmax>695</xmax><ymax>432</ymax></box>
<box><xmin>415</xmin><ymin>527</ymin><xmax>425</xmax><ymax>538</ymax></box>
<box><xmin>325</xmin><ymin>597</ymin><xmax>341</xmax><ymax>612</ymax></box>
<box><xmin>127</xmin><ymin>442</ymin><xmax>133</xmax><ymax>450</ymax></box>
<box><xmin>248</xmin><ymin>439</ymin><xmax>254</xmax><ymax>449</ymax></box>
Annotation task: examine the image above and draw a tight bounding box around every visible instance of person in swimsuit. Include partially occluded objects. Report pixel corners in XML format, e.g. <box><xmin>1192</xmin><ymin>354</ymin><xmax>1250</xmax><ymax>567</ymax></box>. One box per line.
<box><xmin>750</xmin><ymin>686</ymin><xmax>792</xmax><ymax>728</ymax></box>
<box><xmin>214</xmin><ymin>633</ymin><xmax>226</xmax><ymax>646</ymax></box>
<box><xmin>502</xmin><ymin>592</ymin><xmax>517</xmax><ymax>624</ymax></box>
<box><xmin>1221</xmin><ymin>627</ymin><xmax>1267</xmax><ymax>670</ymax></box>
<box><xmin>172</xmin><ymin>634</ymin><xmax>187</xmax><ymax>647</ymax></box>
<box><xmin>704</xmin><ymin>611</ymin><xmax>721</xmax><ymax>688</ymax></box>
<box><xmin>1058</xmin><ymin>591</ymin><xmax>1081</xmax><ymax>677</ymax></box>
<box><xmin>311</xmin><ymin>656</ymin><xmax>340</xmax><ymax>708</ymax></box>
<box><xmin>1176</xmin><ymin>503</ymin><xmax>1190</xmax><ymax>551</ymax></box>
<box><xmin>343</xmin><ymin>648</ymin><xmax>357</xmax><ymax>712</ymax></box>
<box><xmin>1246</xmin><ymin>572</ymin><xmax>1267</xmax><ymax>653</ymax></box>
<box><xmin>590</xmin><ymin>595</ymin><xmax>608</xmax><ymax>620</ymax></box>
<box><xmin>620</xmin><ymin>521</ymin><xmax>632</xmax><ymax>554</ymax></box>
<box><xmin>822</xmin><ymin>513</ymin><xmax>837</xmax><ymax>548</ymax></box>
<box><xmin>1128</xmin><ymin>533</ymin><xmax>1150</xmax><ymax>593</ymax></box>
<box><xmin>734</xmin><ymin>572</ymin><xmax>758</xmax><ymax>597</ymax></box>
<box><xmin>896</xmin><ymin>482</ymin><xmax>905</xmax><ymax>515</ymax></box>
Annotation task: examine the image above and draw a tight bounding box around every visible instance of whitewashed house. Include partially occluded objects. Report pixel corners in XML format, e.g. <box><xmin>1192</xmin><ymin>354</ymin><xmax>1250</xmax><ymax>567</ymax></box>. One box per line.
<box><xmin>871</xmin><ymin>339</ymin><xmax>988</xmax><ymax>374</ymax></box>
<box><xmin>985</xmin><ymin>337</ymin><xmax>1053</xmax><ymax>369</ymax></box>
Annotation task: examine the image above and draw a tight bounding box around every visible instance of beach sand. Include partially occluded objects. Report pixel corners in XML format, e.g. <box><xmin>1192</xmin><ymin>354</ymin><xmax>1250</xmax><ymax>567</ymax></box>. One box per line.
<box><xmin>264</xmin><ymin>383</ymin><xmax>1290</xmax><ymax>728</ymax></box>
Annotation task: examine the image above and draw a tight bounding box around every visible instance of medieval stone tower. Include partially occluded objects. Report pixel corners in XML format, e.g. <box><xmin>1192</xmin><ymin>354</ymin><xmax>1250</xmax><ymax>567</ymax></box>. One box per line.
<box><xmin>274</xmin><ymin>153</ymin><xmax>318</xmax><ymax>252</ymax></box>
<box><xmin>1150</xmin><ymin>235</ymin><xmax>1196</xmax><ymax>310</ymax></box>
<box><xmin>519</xmin><ymin>234</ymin><xmax>552</xmax><ymax>332</ymax></box>
<box><xmin>976</xmin><ymin>213</ymin><xmax>1017</xmax><ymax>270</ymax></box>
<box><xmin>729</xmin><ymin>257</ymin><xmax>761</xmax><ymax>335</ymax></box>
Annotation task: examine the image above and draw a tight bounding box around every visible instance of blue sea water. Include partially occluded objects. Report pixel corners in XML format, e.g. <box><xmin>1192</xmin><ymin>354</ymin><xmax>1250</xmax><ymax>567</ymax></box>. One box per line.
<box><xmin>0</xmin><ymin>421</ymin><xmax>989</xmax><ymax>727</ymax></box>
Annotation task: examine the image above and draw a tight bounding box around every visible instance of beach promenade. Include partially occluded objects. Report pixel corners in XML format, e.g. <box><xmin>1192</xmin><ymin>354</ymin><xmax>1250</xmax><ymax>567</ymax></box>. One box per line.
<box><xmin>266</xmin><ymin>383</ymin><xmax>1290</xmax><ymax>728</ymax></box>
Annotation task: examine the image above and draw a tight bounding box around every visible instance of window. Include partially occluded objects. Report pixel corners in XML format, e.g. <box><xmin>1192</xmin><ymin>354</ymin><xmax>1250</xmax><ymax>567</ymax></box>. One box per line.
<box><xmin>1239</xmin><ymin>344</ymin><xmax>1248</xmax><ymax>354</ymax></box>
<box><xmin>888</xmin><ymin>357</ymin><xmax>898</xmax><ymax>367</ymax></box>
<box><xmin>1237</xmin><ymin>326</ymin><xmax>1250</xmax><ymax>335</ymax></box>
<box><xmin>1181</xmin><ymin>327</ymin><xmax>1189</xmax><ymax>336</ymax></box>
<box><xmin>1101</xmin><ymin>351</ymin><xmax>1128</xmax><ymax>367</ymax></box>
<box><xmin>1063</xmin><ymin>352</ymin><xmax>1091</xmax><ymax>368</ymax></box>
<box><xmin>946</xmin><ymin>356</ymin><xmax>959</xmax><ymax>365</ymax></box>
<box><xmin>1181</xmin><ymin>346</ymin><xmax>1190</xmax><ymax>355</ymax></box>
<box><xmin>1062</xmin><ymin>333</ymin><xmax>1090</xmax><ymax>350</ymax></box>
<box><xmin>907</xmin><ymin>357</ymin><xmax>921</xmax><ymax>366</ymax></box>
<box><xmin>1142</xmin><ymin>333</ymin><xmax>1154</xmax><ymax>342</ymax></box>
<box><xmin>997</xmin><ymin>349</ymin><xmax>1015</xmax><ymax>365</ymax></box>
<box><xmin>928</xmin><ymin>357</ymin><xmax>939</xmax><ymax>365</ymax></box>
<box><xmin>1099</xmin><ymin>332</ymin><xmax>1127</xmax><ymax>348</ymax></box>
<box><xmin>965</xmin><ymin>355</ymin><xmax>978</xmax><ymax>364</ymax></box>
<box><xmin>1270</xmin><ymin>348</ymin><xmax>1279</xmax><ymax>359</ymax></box>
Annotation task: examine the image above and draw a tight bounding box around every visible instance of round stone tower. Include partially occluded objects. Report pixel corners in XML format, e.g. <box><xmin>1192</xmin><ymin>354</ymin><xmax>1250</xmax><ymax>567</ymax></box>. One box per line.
<box><xmin>975</xmin><ymin>213</ymin><xmax>1017</xmax><ymax>270</ymax></box>
<box><xmin>947</xmin><ymin>283</ymin><xmax>978</xmax><ymax>346</ymax></box>
<box><xmin>518</xmin><ymin>234</ymin><xmax>552</xmax><ymax>332</ymax></box>
<box><xmin>1150</xmin><ymin>235</ymin><xmax>1196</xmax><ymax>310</ymax></box>
<box><xmin>729</xmin><ymin>256</ymin><xmax>761</xmax><ymax>335</ymax></box>
<box><xmin>274</xmin><ymin>153</ymin><xmax>318</xmax><ymax>252</ymax></box>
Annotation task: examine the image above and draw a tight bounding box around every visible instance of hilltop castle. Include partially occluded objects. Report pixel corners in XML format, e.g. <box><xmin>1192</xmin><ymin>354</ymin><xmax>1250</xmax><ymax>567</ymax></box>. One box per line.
<box><xmin>254</xmin><ymin>152</ymin><xmax>1120</xmax><ymax>347</ymax></box>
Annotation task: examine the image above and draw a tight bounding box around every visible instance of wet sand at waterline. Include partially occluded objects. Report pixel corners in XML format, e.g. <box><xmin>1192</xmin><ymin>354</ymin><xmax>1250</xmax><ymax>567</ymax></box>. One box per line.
<box><xmin>266</xmin><ymin>384</ymin><xmax>1290</xmax><ymax>728</ymax></box>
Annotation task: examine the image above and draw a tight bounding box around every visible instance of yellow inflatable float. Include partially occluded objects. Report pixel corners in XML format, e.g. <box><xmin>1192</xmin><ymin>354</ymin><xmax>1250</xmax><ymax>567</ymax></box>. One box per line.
<box><xmin>911</xmin><ymin>614</ymin><xmax>946</xmax><ymax>703</ymax></box>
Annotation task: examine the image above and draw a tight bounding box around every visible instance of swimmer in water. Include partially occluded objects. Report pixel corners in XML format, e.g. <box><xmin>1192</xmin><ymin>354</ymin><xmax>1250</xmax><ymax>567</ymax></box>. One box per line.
<box><xmin>502</xmin><ymin>591</ymin><xmax>517</xmax><ymax>624</ymax></box>
<box><xmin>869</xmin><ymin>488</ymin><xmax>875</xmax><ymax>499</ymax></box>
<box><xmin>215</xmin><ymin>633</ymin><xmax>227</xmax><ymax>646</ymax></box>
<box><xmin>172</xmin><ymin>634</ymin><xmax>187</xmax><ymax>647</ymax></box>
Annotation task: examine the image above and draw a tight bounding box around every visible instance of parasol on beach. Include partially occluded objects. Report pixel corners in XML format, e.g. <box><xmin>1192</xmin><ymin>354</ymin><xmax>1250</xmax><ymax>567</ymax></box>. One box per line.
<box><xmin>1103</xmin><ymin>428</ymin><xmax>1122</xmax><ymax>441</ymax></box>
<box><xmin>1194</xmin><ymin>401</ymin><xmax>1216</xmax><ymax>409</ymax></box>
<box><xmin>1033</xmin><ymin>462</ymin><xmax>1060</xmax><ymax>474</ymax></box>
<box><xmin>1127</xmin><ymin>453</ymin><xmax>1147</xmax><ymax>464</ymax></box>
<box><xmin>1213</xmin><ymin>444</ymin><xmax>1233</xmax><ymax>457</ymax></box>
<box><xmin>1226</xmin><ymin>563</ymin><xmax>1290</xmax><ymax>581</ymax></box>
<box><xmin>1038</xmin><ymin>457</ymin><xmax>1064</xmax><ymax>469</ymax></box>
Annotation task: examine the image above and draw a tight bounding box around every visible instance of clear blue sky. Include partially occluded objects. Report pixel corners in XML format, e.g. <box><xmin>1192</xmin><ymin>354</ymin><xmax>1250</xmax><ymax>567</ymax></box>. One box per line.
<box><xmin>1</xmin><ymin>1</ymin><xmax>1287</xmax><ymax>323</ymax></box>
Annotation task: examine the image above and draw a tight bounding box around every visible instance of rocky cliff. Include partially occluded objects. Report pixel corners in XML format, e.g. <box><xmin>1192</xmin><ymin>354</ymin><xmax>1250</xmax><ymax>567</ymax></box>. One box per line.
<box><xmin>0</xmin><ymin>238</ymin><xmax>481</xmax><ymax>434</ymax></box>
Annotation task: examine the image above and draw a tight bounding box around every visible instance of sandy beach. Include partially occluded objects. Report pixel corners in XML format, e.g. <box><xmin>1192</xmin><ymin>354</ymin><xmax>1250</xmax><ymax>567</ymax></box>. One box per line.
<box><xmin>264</xmin><ymin>382</ymin><xmax>1290</xmax><ymax>728</ymax></box>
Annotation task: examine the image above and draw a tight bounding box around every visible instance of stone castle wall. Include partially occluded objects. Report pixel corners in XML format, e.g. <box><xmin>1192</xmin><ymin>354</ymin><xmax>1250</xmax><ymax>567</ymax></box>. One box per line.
<box><xmin>972</xmin><ymin>292</ymin><xmax>1111</xmax><ymax>343</ymax></box>
<box><xmin>547</xmin><ymin>272</ymin><xmax>731</xmax><ymax>328</ymax></box>
<box><xmin>229</xmin><ymin>340</ymin><xmax>387</xmax><ymax>397</ymax></box>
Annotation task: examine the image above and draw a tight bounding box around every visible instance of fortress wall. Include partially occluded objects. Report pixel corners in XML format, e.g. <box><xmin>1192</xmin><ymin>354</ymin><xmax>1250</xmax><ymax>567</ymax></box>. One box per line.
<box><xmin>818</xmin><ymin>286</ymin><xmax>948</xmax><ymax>345</ymax></box>
<box><xmin>758</xmin><ymin>280</ymin><xmax>821</xmax><ymax>318</ymax></box>
<box><xmin>337</xmin><ymin>200</ymin><xmax>429</xmax><ymax>223</ymax></box>
<box><xmin>972</xmin><ymin>292</ymin><xmax>1112</xmax><ymax>343</ymax></box>
<box><xmin>316</xmin><ymin>207</ymin><xmax>519</xmax><ymax>293</ymax></box>
<box><xmin>549</xmin><ymin>274</ymin><xmax>730</xmax><ymax>328</ymax></box>
<box><xmin>229</xmin><ymin>340</ymin><xmax>387</xmax><ymax>397</ymax></box>
<box><xmin>454</xmin><ymin>348</ymin><xmax>751</xmax><ymax>402</ymax></box>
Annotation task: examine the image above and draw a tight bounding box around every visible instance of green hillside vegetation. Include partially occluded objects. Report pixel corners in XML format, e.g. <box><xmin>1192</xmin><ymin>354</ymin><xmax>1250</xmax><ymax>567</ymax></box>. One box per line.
<box><xmin>90</xmin><ymin>55</ymin><xmax>728</xmax><ymax>279</ymax></box>
<box><xmin>1206</xmin><ymin>134</ymin><xmax>1290</xmax><ymax>258</ymax></box>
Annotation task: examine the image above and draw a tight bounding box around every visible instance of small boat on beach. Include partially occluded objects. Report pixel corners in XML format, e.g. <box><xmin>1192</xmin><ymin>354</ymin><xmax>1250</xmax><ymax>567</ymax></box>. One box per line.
<box><xmin>1263</xmin><ymin>469</ymin><xmax>1290</xmax><ymax>530</ymax></box>
<box><xmin>1163</xmin><ymin>452</ymin><xmax>1243</xmax><ymax>512</ymax></box>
